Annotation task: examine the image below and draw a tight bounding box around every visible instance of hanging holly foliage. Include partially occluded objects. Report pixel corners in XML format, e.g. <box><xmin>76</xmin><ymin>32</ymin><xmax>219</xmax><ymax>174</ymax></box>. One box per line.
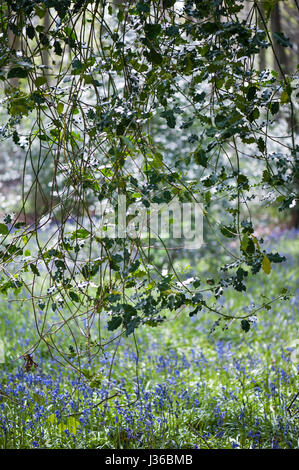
<box><xmin>0</xmin><ymin>0</ymin><xmax>297</xmax><ymax>371</ymax></box>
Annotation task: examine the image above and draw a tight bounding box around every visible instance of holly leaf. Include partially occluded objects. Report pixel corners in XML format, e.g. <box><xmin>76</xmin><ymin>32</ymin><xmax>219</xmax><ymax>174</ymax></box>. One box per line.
<box><xmin>160</xmin><ymin>109</ymin><xmax>176</xmax><ymax>128</ymax></box>
<box><xmin>262</xmin><ymin>255</ymin><xmax>271</xmax><ymax>275</ymax></box>
<box><xmin>35</xmin><ymin>76</ymin><xmax>47</xmax><ymax>87</ymax></box>
<box><xmin>8</xmin><ymin>67</ymin><xmax>29</xmax><ymax>79</ymax></box>
<box><xmin>144</xmin><ymin>49</ymin><xmax>163</xmax><ymax>65</ymax></box>
<box><xmin>30</xmin><ymin>263</ymin><xmax>40</xmax><ymax>276</ymax></box>
<box><xmin>144</xmin><ymin>23</ymin><xmax>161</xmax><ymax>40</ymax></box>
<box><xmin>241</xmin><ymin>319</ymin><xmax>251</xmax><ymax>332</ymax></box>
<box><xmin>194</xmin><ymin>149</ymin><xmax>208</xmax><ymax>167</ymax></box>
<box><xmin>220</xmin><ymin>225</ymin><xmax>237</xmax><ymax>238</ymax></box>
<box><xmin>273</xmin><ymin>32</ymin><xmax>292</xmax><ymax>48</ymax></box>
<box><xmin>0</xmin><ymin>223</ymin><xmax>9</xmax><ymax>235</ymax></box>
<box><xmin>163</xmin><ymin>0</ymin><xmax>176</xmax><ymax>7</ymax></box>
<box><xmin>70</xmin><ymin>228</ymin><xmax>90</xmax><ymax>240</ymax></box>
<box><xmin>107</xmin><ymin>316</ymin><xmax>122</xmax><ymax>331</ymax></box>
<box><xmin>280</xmin><ymin>90</ymin><xmax>290</xmax><ymax>105</ymax></box>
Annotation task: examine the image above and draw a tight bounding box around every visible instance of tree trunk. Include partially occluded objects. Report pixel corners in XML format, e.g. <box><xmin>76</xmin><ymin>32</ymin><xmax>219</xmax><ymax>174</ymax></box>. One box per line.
<box><xmin>7</xmin><ymin>7</ymin><xmax>20</xmax><ymax>88</ymax></box>
<box><xmin>258</xmin><ymin>4</ymin><xmax>266</xmax><ymax>71</ymax></box>
<box><xmin>271</xmin><ymin>3</ymin><xmax>288</xmax><ymax>76</ymax></box>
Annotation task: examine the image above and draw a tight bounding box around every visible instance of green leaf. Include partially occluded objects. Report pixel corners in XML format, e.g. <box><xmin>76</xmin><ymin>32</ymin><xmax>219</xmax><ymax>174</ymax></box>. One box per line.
<box><xmin>163</xmin><ymin>0</ymin><xmax>176</xmax><ymax>7</ymax></box>
<box><xmin>10</xmin><ymin>96</ymin><xmax>32</xmax><ymax>116</ymax></box>
<box><xmin>241</xmin><ymin>319</ymin><xmax>250</xmax><ymax>333</ymax></box>
<box><xmin>57</xmin><ymin>102</ymin><xmax>64</xmax><ymax>114</ymax></box>
<box><xmin>89</xmin><ymin>373</ymin><xmax>103</xmax><ymax>388</ymax></box>
<box><xmin>144</xmin><ymin>49</ymin><xmax>163</xmax><ymax>65</ymax></box>
<box><xmin>246</xmin><ymin>86</ymin><xmax>257</xmax><ymax>101</ymax></box>
<box><xmin>262</xmin><ymin>256</ymin><xmax>271</xmax><ymax>275</ymax></box>
<box><xmin>47</xmin><ymin>413</ymin><xmax>57</xmax><ymax>425</ymax></box>
<box><xmin>270</xmin><ymin>102</ymin><xmax>279</xmax><ymax>115</ymax></box>
<box><xmin>194</xmin><ymin>149</ymin><xmax>208</xmax><ymax>168</ymax></box>
<box><xmin>59</xmin><ymin>417</ymin><xmax>80</xmax><ymax>435</ymax></box>
<box><xmin>244</xmin><ymin>238</ymin><xmax>255</xmax><ymax>255</ymax></box>
<box><xmin>26</xmin><ymin>25</ymin><xmax>35</xmax><ymax>39</ymax></box>
<box><xmin>107</xmin><ymin>292</ymin><xmax>122</xmax><ymax>303</ymax></box>
<box><xmin>70</xmin><ymin>228</ymin><xmax>90</xmax><ymax>240</ymax></box>
<box><xmin>125</xmin><ymin>317</ymin><xmax>140</xmax><ymax>336</ymax></box>
<box><xmin>257</xmin><ymin>137</ymin><xmax>265</xmax><ymax>153</ymax></box>
<box><xmin>120</xmin><ymin>135</ymin><xmax>136</xmax><ymax>151</ymax></box>
<box><xmin>144</xmin><ymin>23</ymin><xmax>161</xmax><ymax>40</ymax></box>
<box><xmin>237</xmin><ymin>174</ymin><xmax>249</xmax><ymax>190</ymax></box>
<box><xmin>117</xmin><ymin>9</ymin><xmax>124</xmax><ymax>22</ymax></box>
<box><xmin>262</xmin><ymin>169</ymin><xmax>271</xmax><ymax>183</ymax></box>
<box><xmin>69</xmin><ymin>291</ymin><xmax>80</xmax><ymax>302</ymax></box>
<box><xmin>15</xmin><ymin>222</ymin><xmax>26</xmax><ymax>229</ymax></box>
<box><xmin>205</xmin><ymin>191</ymin><xmax>211</xmax><ymax>204</ymax></box>
<box><xmin>248</xmin><ymin>108</ymin><xmax>260</xmax><ymax>122</ymax></box>
<box><xmin>107</xmin><ymin>316</ymin><xmax>122</xmax><ymax>331</ymax></box>
<box><xmin>35</xmin><ymin>76</ymin><xmax>47</xmax><ymax>87</ymax></box>
<box><xmin>220</xmin><ymin>225</ymin><xmax>237</xmax><ymax>238</ymax></box>
<box><xmin>280</xmin><ymin>90</ymin><xmax>290</xmax><ymax>105</ymax></box>
<box><xmin>273</xmin><ymin>32</ymin><xmax>292</xmax><ymax>48</ymax></box>
<box><xmin>71</xmin><ymin>59</ymin><xmax>84</xmax><ymax>74</ymax></box>
<box><xmin>267</xmin><ymin>252</ymin><xmax>285</xmax><ymax>263</ymax></box>
<box><xmin>215</xmin><ymin>112</ymin><xmax>229</xmax><ymax>129</ymax></box>
<box><xmin>160</xmin><ymin>109</ymin><xmax>176</xmax><ymax>128</ymax></box>
<box><xmin>241</xmin><ymin>233</ymin><xmax>249</xmax><ymax>251</ymax></box>
<box><xmin>30</xmin><ymin>263</ymin><xmax>40</xmax><ymax>276</ymax></box>
<box><xmin>54</xmin><ymin>40</ymin><xmax>62</xmax><ymax>56</ymax></box>
<box><xmin>0</xmin><ymin>223</ymin><xmax>9</xmax><ymax>235</ymax></box>
<box><xmin>7</xmin><ymin>67</ymin><xmax>29</xmax><ymax>79</ymax></box>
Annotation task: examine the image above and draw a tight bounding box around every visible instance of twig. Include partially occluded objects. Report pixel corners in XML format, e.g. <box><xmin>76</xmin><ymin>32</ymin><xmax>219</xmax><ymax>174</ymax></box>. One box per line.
<box><xmin>287</xmin><ymin>391</ymin><xmax>299</xmax><ymax>417</ymax></box>
<box><xmin>0</xmin><ymin>390</ymin><xmax>22</xmax><ymax>406</ymax></box>
<box><xmin>64</xmin><ymin>392</ymin><xmax>120</xmax><ymax>418</ymax></box>
<box><xmin>186</xmin><ymin>423</ymin><xmax>213</xmax><ymax>449</ymax></box>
